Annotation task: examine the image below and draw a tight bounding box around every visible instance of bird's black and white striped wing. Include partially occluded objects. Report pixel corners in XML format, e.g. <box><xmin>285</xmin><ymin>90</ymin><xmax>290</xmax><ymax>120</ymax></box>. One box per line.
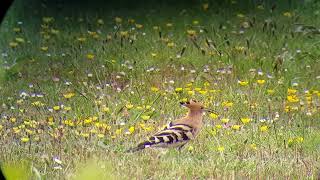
<box><xmin>128</xmin><ymin>123</ymin><xmax>194</xmax><ymax>152</ymax></box>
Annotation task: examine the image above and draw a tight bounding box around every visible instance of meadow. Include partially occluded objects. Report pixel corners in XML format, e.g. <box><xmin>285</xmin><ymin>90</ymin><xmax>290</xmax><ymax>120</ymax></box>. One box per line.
<box><xmin>0</xmin><ymin>0</ymin><xmax>320</xmax><ymax>179</ymax></box>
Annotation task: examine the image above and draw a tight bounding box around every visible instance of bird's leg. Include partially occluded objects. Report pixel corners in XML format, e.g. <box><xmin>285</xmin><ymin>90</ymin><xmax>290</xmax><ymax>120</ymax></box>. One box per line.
<box><xmin>177</xmin><ymin>143</ymin><xmax>186</xmax><ymax>151</ymax></box>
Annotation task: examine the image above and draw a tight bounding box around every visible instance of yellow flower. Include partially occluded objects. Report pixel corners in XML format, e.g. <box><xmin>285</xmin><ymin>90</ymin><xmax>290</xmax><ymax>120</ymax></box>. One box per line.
<box><xmin>31</xmin><ymin>101</ymin><xmax>44</xmax><ymax>107</ymax></box>
<box><xmin>141</xmin><ymin>115</ymin><xmax>150</xmax><ymax>121</ymax></box>
<box><xmin>21</xmin><ymin>137</ymin><xmax>30</xmax><ymax>143</ymax></box>
<box><xmin>77</xmin><ymin>37</ymin><xmax>86</xmax><ymax>42</ymax></box>
<box><xmin>126</xmin><ymin>103</ymin><xmax>134</xmax><ymax>110</ymax></box>
<box><xmin>166</xmin><ymin>23</ymin><xmax>173</xmax><ymax>27</ymax></box>
<box><xmin>287</xmin><ymin>88</ymin><xmax>297</xmax><ymax>95</ymax></box>
<box><xmin>9</xmin><ymin>42</ymin><xmax>18</xmax><ymax>48</ymax></box>
<box><xmin>215</xmin><ymin>124</ymin><xmax>222</xmax><ymax>129</ymax></box>
<box><xmin>120</xmin><ymin>31</ymin><xmax>129</xmax><ymax>38</ymax></box>
<box><xmin>40</xmin><ymin>46</ymin><xmax>48</xmax><ymax>51</ymax></box>
<box><xmin>10</xmin><ymin>118</ymin><xmax>17</xmax><ymax>123</ymax></box>
<box><xmin>238</xmin><ymin>80</ymin><xmax>249</xmax><ymax>86</ymax></box>
<box><xmin>128</xmin><ymin>19</ymin><xmax>135</xmax><ymax>23</ymax></box>
<box><xmin>237</xmin><ymin>13</ymin><xmax>245</xmax><ymax>18</ymax></box>
<box><xmin>13</xmin><ymin>27</ymin><xmax>21</xmax><ymax>32</ymax></box>
<box><xmin>86</xmin><ymin>53</ymin><xmax>95</xmax><ymax>60</ymax></box>
<box><xmin>217</xmin><ymin>146</ymin><xmax>225</xmax><ymax>152</ymax></box>
<box><xmin>167</xmin><ymin>42</ymin><xmax>175</xmax><ymax>48</ymax></box>
<box><xmin>102</xmin><ymin>107</ymin><xmax>110</xmax><ymax>113</ymax></box>
<box><xmin>151</xmin><ymin>87</ymin><xmax>159</xmax><ymax>92</ymax></box>
<box><xmin>257</xmin><ymin>79</ymin><xmax>266</xmax><ymax>85</ymax></box>
<box><xmin>188</xmin><ymin>146</ymin><xmax>194</xmax><ymax>151</ymax></box>
<box><xmin>135</xmin><ymin>24</ymin><xmax>143</xmax><ymax>29</ymax></box>
<box><xmin>187</xmin><ymin>30</ymin><xmax>196</xmax><ymax>36</ymax></box>
<box><xmin>283</xmin><ymin>12</ymin><xmax>292</xmax><ymax>17</ymax></box>
<box><xmin>114</xmin><ymin>17</ymin><xmax>122</xmax><ymax>23</ymax></box>
<box><xmin>63</xmin><ymin>106</ymin><xmax>71</xmax><ymax>111</ymax></box>
<box><xmin>97</xmin><ymin>19</ymin><xmax>104</xmax><ymax>25</ymax></box>
<box><xmin>53</xmin><ymin>106</ymin><xmax>60</xmax><ymax>111</ymax></box>
<box><xmin>42</xmin><ymin>17</ymin><xmax>54</xmax><ymax>23</ymax></box>
<box><xmin>63</xmin><ymin>92</ymin><xmax>75</xmax><ymax>99</ymax></box>
<box><xmin>221</xmin><ymin>118</ymin><xmax>229</xmax><ymax>123</ymax></box>
<box><xmin>209</xmin><ymin>113</ymin><xmax>219</xmax><ymax>119</ymax></box>
<box><xmin>231</xmin><ymin>125</ymin><xmax>241</xmax><ymax>131</ymax></box>
<box><xmin>199</xmin><ymin>90</ymin><xmax>207</xmax><ymax>95</ymax></box>
<box><xmin>81</xmin><ymin>133</ymin><xmax>90</xmax><ymax>138</ymax></box>
<box><xmin>175</xmin><ymin>87</ymin><xmax>183</xmax><ymax>93</ymax></box>
<box><xmin>296</xmin><ymin>137</ymin><xmax>304</xmax><ymax>143</ymax></box>
<box><xmin>0</xmin><ymin>125</ymin><xmax>3</xmax><ymax>130</ymax></box>
<box><xmin>288</xmin><ymin>138</ymin><xmax>294</xmax><ymax>146</ymax></box>
<box><xmin>129</xmin><ymin>126</ymin><xmax>135</xmax><ymax>134</ymax></box>
<box><xmin>257</xmin><ymin>5</ymin><xmax>264</xmax><ymax>10</ymax></box>
<box><xmin>97</xmin><ymin>134</ymin><xmax>105</xmax><ymax>138</ymax></box>
<box><xmin>250</xmin><ymin>143</ymin><xmax>257</xmax><ymax>150</ymax></box>
<box><xmin>15</xmin><ymin>37</ymin><xmax>25</xmax><ymax>43</ymax></box>
<box><xmin>260</xmin><ymin>125</ymin><xmax>268</xmax><ymax>132</ymax></box>
<box><xmin>287</xmin><ymin>95</ymin><xmax>299</xmax><ymax>103</ymax></box>
<box><xmin>235</xmin><ymin>46</ymin><xmax>245</xmax><ymax>52</ymax></box>
<box><xmin>202</xmin><ymin>3</ymin><xmax>209</xmax><ymax>11</ymax></box>
<box><xmin>187</xmin><ymin>91</ymin><xmax>194</xmax><ymax>96</ymax></box>
<box><xmin>241</xmin><ymin>118</ymin><xmax>251</xmax><ymax>124</ymax></box>
<box><xmin>222</xmin><ymin>101</ymin><xmax>233</xmax><ymax>107</ymax></box>
<box><xmin>267</xmin><ymin>89</ymin><xmax>275</xmax><ymax>95</ymax></box>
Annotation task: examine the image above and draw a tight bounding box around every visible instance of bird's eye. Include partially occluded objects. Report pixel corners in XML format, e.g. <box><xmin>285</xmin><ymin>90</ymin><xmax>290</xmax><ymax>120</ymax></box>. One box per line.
<box><xmin>186</xmin><ymin>101</ymin><xmax>190</xmax><ymax>104</ymax></box>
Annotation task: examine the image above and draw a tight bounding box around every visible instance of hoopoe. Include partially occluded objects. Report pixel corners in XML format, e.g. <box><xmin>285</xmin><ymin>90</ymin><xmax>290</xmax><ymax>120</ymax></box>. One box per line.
<box><xmin>127</xmin><ymin>99</ymin><xmax>209</xmax><ymax>152</ymax></box>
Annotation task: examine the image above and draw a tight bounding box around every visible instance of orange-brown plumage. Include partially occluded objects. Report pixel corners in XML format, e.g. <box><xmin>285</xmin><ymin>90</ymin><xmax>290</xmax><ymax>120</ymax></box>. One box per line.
<box><xmin>127</xmin><ymin>99</ymin><xmax>206</xmax><ymax>152</ymax></box>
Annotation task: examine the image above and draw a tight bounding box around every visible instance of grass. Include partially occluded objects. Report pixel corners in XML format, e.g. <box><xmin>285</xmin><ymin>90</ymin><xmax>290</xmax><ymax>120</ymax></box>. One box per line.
<box><xmin>0</xmin><ymin>0</ymin><xmax>320</xmax><ymax>179</ymax></box>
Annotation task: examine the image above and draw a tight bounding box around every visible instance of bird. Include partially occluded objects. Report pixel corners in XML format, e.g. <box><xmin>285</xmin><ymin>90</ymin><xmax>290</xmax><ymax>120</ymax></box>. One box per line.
<box><xmin>127</xmin><ymin>99</ymin><xmax>211</xmax><ymax>152</ymax></box>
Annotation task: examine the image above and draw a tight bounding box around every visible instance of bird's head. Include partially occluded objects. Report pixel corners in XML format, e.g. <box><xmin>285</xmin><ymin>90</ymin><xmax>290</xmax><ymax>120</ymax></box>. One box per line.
<box><xmin>180</xmin><ymin>99</ymin><xmax>204</xmax><ymax>111</ymax></box>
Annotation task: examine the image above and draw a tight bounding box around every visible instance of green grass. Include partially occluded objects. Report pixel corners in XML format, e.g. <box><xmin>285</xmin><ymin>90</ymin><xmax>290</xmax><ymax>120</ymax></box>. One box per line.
<box><xmin>0</xmin><ymin>0</ymin><xmax>320</xmax><ymax>179</ymax></box>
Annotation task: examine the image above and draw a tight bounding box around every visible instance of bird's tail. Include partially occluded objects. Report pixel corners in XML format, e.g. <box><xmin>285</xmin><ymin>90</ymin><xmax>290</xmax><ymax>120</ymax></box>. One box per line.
<box><xmin>126</xmin><ymin>143</ymin><xmax>147</xmax><ymax>153</ymax></box>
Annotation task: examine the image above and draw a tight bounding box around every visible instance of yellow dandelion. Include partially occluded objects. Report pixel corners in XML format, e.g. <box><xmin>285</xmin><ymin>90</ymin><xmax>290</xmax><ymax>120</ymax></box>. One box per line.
<box><xmin>283</xmin><ymin>12</ymin><xmax>292</xmax><ymax>17</ymax></box>
<box><xmin>250</xmin><ymin>143</ymin><xmax>257</xmax><ymax>150</ymax></box>
<box><xmin>209</xmin><ymin>113</ymin><xmax>219</xmax><ymax>119</ymax></box>
<box><xmin>126</xmin><ymin>103</ymin><xmax>134</xmax><ymax>110</ymax></box>
<box><xmin>77</xmin><ymin>37</ymin><xmax>86</xmax><ymax>42</ymax></box>
<box><xmin>260</xmin><ymin>125</ymin><xmax>268</xmax><ymax>132</ymax></box>
<box><xmin>21</xmin><ymin>137</ymin><xmax>30</xmax><ymax>143</ymax></box>
<box><xmin>129</xmin><ymin>126</ymin><xmax>135</xmax><ymax>134</ymax></box>
<box><xmin>63</xmin><ymin>92</ymin><xmax>75</xmax><ymax>99</ymax></box>
<box><xmin>217</xmin><ymin>146</ymin><xmax>225</xmax><ymax>152</ymax></box>
<box><xmin>86</xmin><ymin>53</ymin><xmax>95</xmax><ymax>60</ymax></box>
<box><xmin>202</xmin><ymin>3</ymin><xmax>209</xmax><ymax>11</ymax></box>
<box><xmin>167</xmin><ymin>42</ymin><xmax>175</xmax><ymax>48</ymax></box>
<box><xmin>267</xmin><ymin>89</ymin><xmax>275</xmax><ymax>95</ymax></box>
<box><xmin>187</xmin><ymin>30</ymin><xmax>196</xmax><ymax>36</ymax></box>
<box><xmin>9</xmin><ymin>42</ymin><xmax>18</xmax><ymax>48</ymax></box>
<box><xmin>238</xmin><ymin>80</ymin><xmax>249</xmax><ymax>86</ymax></box>
<box><xmin>97</xmin><ymin>19</ymin><xmax>104</xmax><ymax>25</ymax></box>
<box><xmin>241</xmin><ymin>117</ymin><xmax>251</xmax><ymax>124</ymax></box>
<box><xmin>15</xmin><ymin>37</ymin><xmax>25</xmax><ymax>43</ymax></box>
<box><xmin>175</xmin><ymin>87</ymin><xmax>183</xmax><ymax>93</ymax></box>
<box><xmin>151</xmin><ymin>87</ymin><xmax>159</xmax><ymax>92</ymax></box>
<box><xmin>53</xmin><ymin>106</ymin><xmax>60</xmax><ymax>111</ymax></box>
<box><xmin>287</xmin><ymin>95</ymin><xmax>299</xmax><ymax>103</ymax></box>
<box><xmin>40</xmin><ymin>46</ymin><xmax>48</xmax><ymax>52</ymax></box>
<box><xmin>287</xmin><ymin>88</ymin><xmax>297</xmax><ymax>95</ymax></box>
<box><xmin>135</xmin><ymin>24</ymin><xmax>143</xmax><ymax>29</ymax></box>
<box><xmin>221</xmin><ymin>118</ymin><xmax>229</xmax><ymax>123</ymax></box>
<box><xmin>257</xmin><ymin>79</ymin><xmax>266</xmax><ymax>85</ymax></box>
<box><xmin>114</xmin><ymin>17</ymin><xmax>122</xmax><ymax>23</ymax></box>
<box><xmin>141</xmin><ymin>115</ymin><xmax>150</xmax><ymax>121</ymax></box>
<box><xmin>13</xmin><ymin>27</ymin><xmax>21</xmax><ymax>32</ymax></box>
<box><xmin>231</xmin><ymin>125</ymin><xmax>241</xmax><ymax>131</ymax></box>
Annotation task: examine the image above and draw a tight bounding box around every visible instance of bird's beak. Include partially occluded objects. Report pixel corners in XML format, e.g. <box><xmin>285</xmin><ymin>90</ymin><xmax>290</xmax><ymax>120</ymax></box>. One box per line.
<box><xmin>180</xmin><ymin>101</ymin><xmax>187</xmax><ymax>107</ymax></box>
